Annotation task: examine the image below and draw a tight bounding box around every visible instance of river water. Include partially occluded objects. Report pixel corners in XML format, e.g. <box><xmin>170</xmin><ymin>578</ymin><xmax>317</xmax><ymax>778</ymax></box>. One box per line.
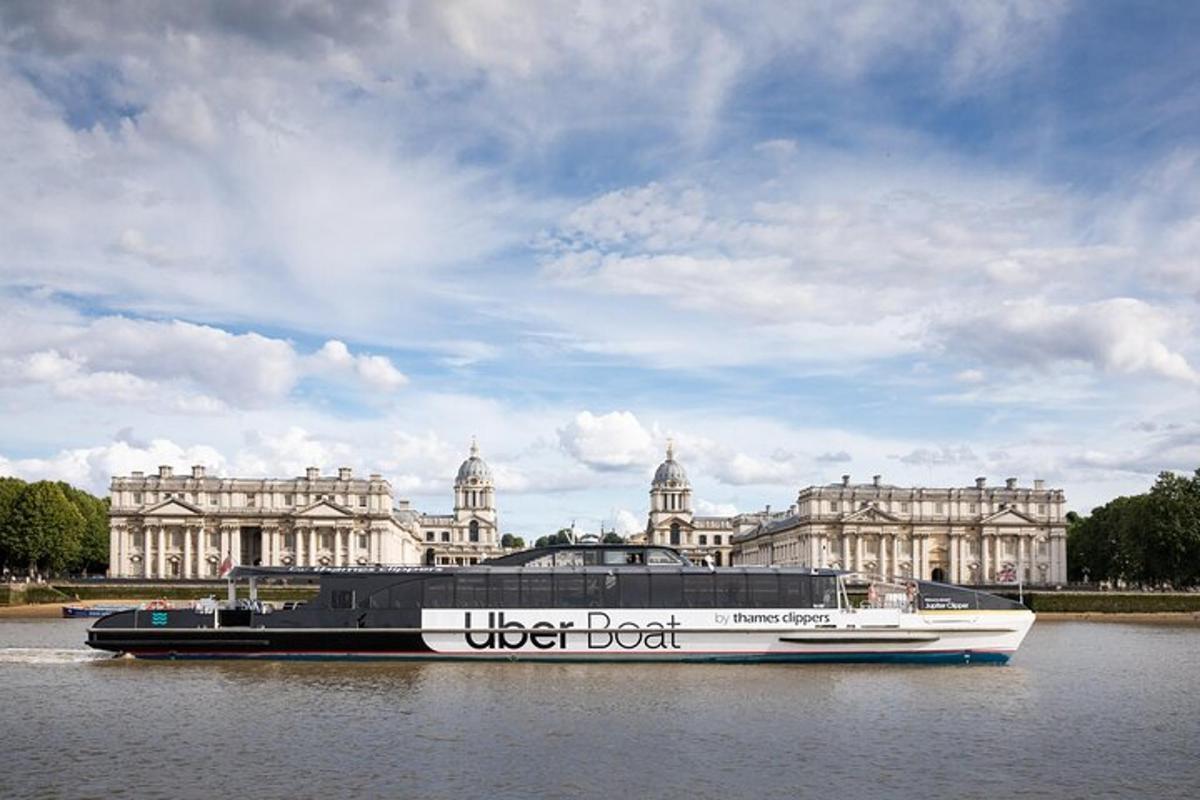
<box><xmin>1</xmin><ymin>618</ymin><xmax>1197</xmax><ymax>799</ymax></box>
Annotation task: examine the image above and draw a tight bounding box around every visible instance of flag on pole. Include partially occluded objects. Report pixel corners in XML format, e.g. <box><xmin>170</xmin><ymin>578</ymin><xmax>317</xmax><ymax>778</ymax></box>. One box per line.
<box><xmin>218</xmin><ymin>552</ymin><xmax>233</xmax><ymax>577</ymax></box>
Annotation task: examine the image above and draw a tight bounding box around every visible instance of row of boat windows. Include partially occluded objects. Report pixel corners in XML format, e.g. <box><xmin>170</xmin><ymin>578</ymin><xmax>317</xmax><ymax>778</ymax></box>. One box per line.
<box><xmin>332</xmin><ymin>572</ymin><xmax>841</xmax><ymax>610</ymax></box>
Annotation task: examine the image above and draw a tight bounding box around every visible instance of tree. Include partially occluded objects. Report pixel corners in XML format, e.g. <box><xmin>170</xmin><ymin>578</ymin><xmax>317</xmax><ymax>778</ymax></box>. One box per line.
<box><xmin>58</xmin><ymin>482</ymin><xmax>110</xmax><ymax>574</ymax></box>
<box><xmin>534</xmin><ymin>530</ymin><xmax>572</xmax><ymax>548</ymax></box>
<box><xmin>9</xmin><ymin>481</ymin><xmax>85</xmax><ymax>577</ymax></box>
<box><xmin>0</xmin><ymin>476</ymin><xmax>28</xmax><ymax>572</ymax></box>
<box><xmin>500</xmin><ymin>533</ymin><xmax>526</xmax><ymax>549</ymax></box>
<box><xmin>602</xmin><ymin>532</ymin><xmax>625</xmax><ymax>544</ymax></box>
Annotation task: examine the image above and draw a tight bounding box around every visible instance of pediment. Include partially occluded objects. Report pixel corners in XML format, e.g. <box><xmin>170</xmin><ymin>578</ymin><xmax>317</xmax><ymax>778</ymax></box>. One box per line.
<box><xmin>980</xmin><ymin>507</ymin><xmax>1038</xmax><ymax>526</ymax></box>
<box><xmin>295</xmin><ymin>499</ymin><xmax>354</xmax><ymax>518</ymax></box>
<box><xmin>142</xmin><ymin>498</ymin><xmax>202</xmax><ymax>516</ymax></box>
<box><xmin>842</xmin><ymin>505</ymin><xmax>901</xmax><ymax>523</ymax></box>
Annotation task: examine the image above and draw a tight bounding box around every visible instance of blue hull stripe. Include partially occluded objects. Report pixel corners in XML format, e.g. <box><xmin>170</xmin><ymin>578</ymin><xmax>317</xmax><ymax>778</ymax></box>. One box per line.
<box><xmin>131</xmin><ymin>650</ymin><xmax>1012</xmax><ymax>665</ymax></box>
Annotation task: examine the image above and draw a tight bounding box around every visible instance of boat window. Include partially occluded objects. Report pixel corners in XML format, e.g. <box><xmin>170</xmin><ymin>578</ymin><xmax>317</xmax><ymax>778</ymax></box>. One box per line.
<box><xmin>585</xmin><ymin>572</ymin><xmax>619</xmax><ymax>607</ymax></box>
<box><xmin>716</xmin><ymin>573</ymin><xmax>746</xmax><ymax>606</ymax></box>
<box><xmin>649</xmin><ymin>572</ymin><xmax>682</xmax><ymax>608</ymax></box>
<box><xmin>456</xmin><ymin>573</ymin><xmax>489</xmax><ymax>608</ymax></box>
<box><xmin>489</xmin><ymin>573</ymin><xmax>521</xmax><ymax>608</ymax></box>
<box><xmin>646</xmin><ymin>549</ymin><xmax>678</xmax><ymax>565</ymax></box>
<box><xmin>811</xmin><ymin>576</ymin><xmax>838</xmax><ymax>609</ymax></box>
<box><xmin>605</xmin><ymin>550</ymin><xmax>642</xmax><ymax>565</ymax></box>
<box><xmin>554</xmin><ymin>551</ymin><xmax>585</xmax><ymax>567</ymax></box>
<box><xmin>681</xmin><ymin>573</ymin><xmax>715</xmax><ymax>608</ymax></box>
<box><xmin>619</xmin><ymin>571</ymin><xmax>650</xmax><ymax>608</ymax></box>
<box><xmin>555</xmin><ymin>573</ymin><xmax>589</xmax><ymax>607</ymax></box>
<box><xmin>778</xmin><ymin>574</ymin><xmax>813</xmax><ymax>608</ymax></box>
<box><xmin>422</xmin><ymin>576</ymin><xmax>455</xmax><ymax>608</ymax></box>
<box><xmin>384</xmin><ymin>579</ymin><xmax>423</xmax><ymax>609</ymax></box>
<box><xmin>521</xmin><ymin>573</ymin><xmax>553</xmax><ymax>607</ymax></box>
<box><xmin>746</xmin><ymin>573</ymin><xmax>780</xmax><ymax>608</ymax></box>
<box><xmin>331</xmin><ymin>590</ymin><xmax>355</xmax><ymax>609</ymax></box>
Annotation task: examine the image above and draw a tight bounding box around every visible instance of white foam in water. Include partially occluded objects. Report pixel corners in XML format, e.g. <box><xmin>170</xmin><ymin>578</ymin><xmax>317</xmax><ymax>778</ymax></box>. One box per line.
<box><xmin>0</xmin><ymin>647</ymin><xmax>111</xmax><ymax>664</ymax></box>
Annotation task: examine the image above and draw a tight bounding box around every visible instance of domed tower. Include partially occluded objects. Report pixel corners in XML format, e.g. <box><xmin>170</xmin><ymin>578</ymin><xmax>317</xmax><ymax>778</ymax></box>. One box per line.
<box><xmin>648</xmin><ymin>440</ymin><xmax>693</xmax><ymax>545</ymax></box>
<box><xmin>454</xmin><ymin>438</ymin><xmax>497</xmax><ymax>544</ymax></box>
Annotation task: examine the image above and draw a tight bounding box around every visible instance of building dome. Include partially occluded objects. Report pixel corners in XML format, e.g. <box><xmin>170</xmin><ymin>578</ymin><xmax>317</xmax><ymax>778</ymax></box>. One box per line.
<box><xmin>652</xmin><ymin>440</ymin><xmax>689</xmax><ymax>487</ymax></box>
<box><xmin>456</xmin><ymin>439</ymin><xmax>493</xmax><ymax>484</ymax></box>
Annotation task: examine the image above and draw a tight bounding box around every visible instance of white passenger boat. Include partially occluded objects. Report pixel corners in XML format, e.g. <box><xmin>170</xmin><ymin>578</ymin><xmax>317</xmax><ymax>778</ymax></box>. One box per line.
<box><xmin>87</xmin><ymin>544</ymin><xmax>1034</xmax><ymax>664</ymax></box>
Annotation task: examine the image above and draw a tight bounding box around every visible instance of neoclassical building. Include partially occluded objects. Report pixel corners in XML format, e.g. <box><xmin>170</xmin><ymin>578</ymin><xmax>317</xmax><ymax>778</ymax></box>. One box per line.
<box><xmin>730</xmin><ymin>474</ymin><xmax>1068</xmax><ymax>585</ymax></box>
<box><xmin>632</xmin><ymin>443</ymin><xmax>772</xmax><ymax>566</ymax></box>
<box><xmin>107</xmin><ymin>444</ymin><xmax>504</xmax><ymax>578</ymax></box>
<box><xmin>411</xmin><ymin>440</ymin><xmax>503</xmax><ymax>565</ymax></box>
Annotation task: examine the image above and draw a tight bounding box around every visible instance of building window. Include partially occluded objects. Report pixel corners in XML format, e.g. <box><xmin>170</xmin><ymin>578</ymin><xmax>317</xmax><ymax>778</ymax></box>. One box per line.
<box><xmin>1038</xmin><ymin>504</ymin><xmax>1047</xmax><ymax>514</ymax></box>
<box><xmin>133</xmin><ymin>492</ymin><xmax>142</xmax><ymax>504</ymax></box>
<box><xmin>469</xmin><ymin>520</ymin><xmax>480</xmax><ymax>543</ymax></box>
<box><xmin>441</xmin><ymin>531</ymin><xmax>450</xmax><ymax>543</ymax></box>
<box><xmin>284</xmin><ymin>493</ymin><xmax>293</xmax><ymax>505</ymax></box>
<box><xmin>358</xmin><ymin>533</ymin><xmax>369</xmax><ymax>550</ymax></box>
<box><xmin>210</xmin><ymin>493</ymin><xmax>219</xmax><ymax>505</ymax></box>
<box><xmin>699</xmin><ymin>534</ymin><xmax>707</xmax><ymax>546</ymax></box>
<box><xmin>320</xmin><ymin>533</ymin><xmax>333</xmax><ymax>551</ymax></box>
<box><xmin>900</xmin><ymin>502</ymin><xmax>909</xmax><ymax>512</ymax></box>
<box><xmin>670</xmin><ymin>523</ymin><xmax>681</xmax><ymax>546</ymax></box>
<box><xmin>358</xmin><ymin>495</ymin><xmax>367</xmax><ymax>507</ymax></box>
<box><xmin>969</xmin><ymin>503</ymin><xmax>977</xmax><ymax>513</ymax></box>
<box><xmin>246</xmin><ymin>493</ymin><xmax>256</xmax><ymax>508</ymax></box>
<box><xmin>713</xmin><ymin>535</ymin><xmax>722</xmax><ymax>546</ymax></box>
<box><xmin>830</xmin><ymin>502</ymin><xmax>839</xmax><ymax>512</ymax></box>
<box><xmin>935</xmin><ymin>502</ymin><xmax>944</xmax><ymax>514</ymax></box>
<box><xmin>425</xmin><ymin>531</ymin><xmax>435</xmax><ymax>542</ymax></box>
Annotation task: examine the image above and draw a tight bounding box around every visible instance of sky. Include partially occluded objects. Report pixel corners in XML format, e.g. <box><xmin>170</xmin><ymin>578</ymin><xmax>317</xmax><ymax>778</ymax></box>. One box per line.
<box><xmin>1</xmin><ymin>1</ymin><xmax>1199</xmax><ymax>536</ymax></box>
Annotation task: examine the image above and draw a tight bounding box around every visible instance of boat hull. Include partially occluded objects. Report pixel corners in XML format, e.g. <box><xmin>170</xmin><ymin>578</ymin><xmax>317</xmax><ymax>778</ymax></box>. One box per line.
<box><xmin>87</xmin><ymin>608</ymin><xmax>1033</xmax><ymax>665</ymax></box>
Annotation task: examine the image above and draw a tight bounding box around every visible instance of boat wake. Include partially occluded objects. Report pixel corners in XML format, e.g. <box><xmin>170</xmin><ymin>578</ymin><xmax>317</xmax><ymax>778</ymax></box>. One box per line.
<box><xmin>0</xmin><ymin>647</ymin><xmax>111</xmax><ymax>665</ymax></box>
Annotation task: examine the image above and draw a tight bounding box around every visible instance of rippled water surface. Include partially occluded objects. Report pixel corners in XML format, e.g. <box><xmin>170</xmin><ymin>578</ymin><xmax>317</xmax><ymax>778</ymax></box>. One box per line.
<box><xmin>2</xmin><ymin>618</ymin><xmax>1198</xmax><ymax>799</ymax></box>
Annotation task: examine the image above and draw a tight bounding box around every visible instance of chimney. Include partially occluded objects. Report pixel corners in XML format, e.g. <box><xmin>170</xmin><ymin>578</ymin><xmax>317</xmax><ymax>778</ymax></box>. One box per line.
<box><xmin>975</xmin><ymin>476</ymin><xmax>986</xmax><ymax>489</ymax></box>
<box><xmin>842</xmin><ymin>474</ymin><xmax>850</xmax><ymax>487</ymax></box>
<box><xmin>1034</xmin><ymin>479</ymin><xmax>1045</xmax><ymax>490</ymax></box>
<box><xmin>1005</xmin><ymin>477</ymin><xmax>1017</xmax><ymax>489</ymax></box>
<box><xmin>131</xmin><ymin>470</ymin><xmax>144</xmax><ymax>478</ymax></box>
<box><xmin>338</xmin><ymin>467</ymin><xmax>352</xmax><ymax>481</ymax></box>
<box><xmin>872</xmin><ymin>474</ymin><xmax>881</xmax><ymax>488</ymax></box>
<box><xmin>306</xmin><ymin>466</ymin><xmax>319</xmax><ymax>481</ymax></box>
<box><xmin>192</xmin><ymin>465</ymin><xmax>206</xmax><ymax>479</ymax></box>
<box><xmin>158</xmin><ymin>465</ymin><xmax>173</xmax><ymax>479</ymax></box>
<box><xmin>369</xmin><ymin>473</ymin><xmax>382</xmax><ymax>481</ymax></box>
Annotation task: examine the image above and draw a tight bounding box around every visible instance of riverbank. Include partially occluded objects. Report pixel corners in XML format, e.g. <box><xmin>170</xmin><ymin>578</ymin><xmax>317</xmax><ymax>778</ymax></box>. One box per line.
<box><xmin>1036</xmin><ymin>611</ymin><xmax>1200</xmax><ymax>624</ymax></box>
<box><xmin>0</xmin><ymin>598</ymin><xmax>150</xmax><ymax>619</ymax></box>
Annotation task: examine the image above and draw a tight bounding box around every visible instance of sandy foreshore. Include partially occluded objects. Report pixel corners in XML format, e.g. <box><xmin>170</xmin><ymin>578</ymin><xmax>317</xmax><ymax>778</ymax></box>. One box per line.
<box><xmin>0</xmin><ymin>599</ymin><xmax>150</xmax><ymax>619</ymax></box>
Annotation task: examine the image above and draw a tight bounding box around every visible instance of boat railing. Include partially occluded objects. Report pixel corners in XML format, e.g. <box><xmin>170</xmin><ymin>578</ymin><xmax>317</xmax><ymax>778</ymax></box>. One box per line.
<box><xmin>843</xmin><ymin>572</ymin><xmax>921</xmax><ymax>612</ymax></box>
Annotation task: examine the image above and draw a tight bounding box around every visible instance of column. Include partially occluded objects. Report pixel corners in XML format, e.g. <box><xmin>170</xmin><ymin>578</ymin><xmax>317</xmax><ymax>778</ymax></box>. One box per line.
<box><xmin>219</xmin><ymin>526</ymin><xmax>229</xmax><ymax>563</ymax></box>
<box><xmin>914</xmin><ymin>536</ymin><xmax>924</xmax><ymax>580</ymax></box>
<box><xmin>950</xmin><ymin>536</ymin><xmax>959</xmax><ymax>583</ymax></box>
<box><xmin>141</xmin><ymin>527</ymin><xmax>150</xmax><ymax>578</ymax></box>
<box><xmin>108</xmin><ymin>526</ymin><xmax>120</xmax><ymax>578</ymax></box>
<box><xmin>308</xmin><ymin>529</ymin><xmax>317</xmax><ymax>567</ymax></box>
<box><xmin>156</xmin><ymin>527</ymin><xmax>166</xmax><ymax>579</ymax></box>
<box><xmin>183</xmin><ymin>527</ymin><xmax>192</xmax><ymax>579</ymax></box>
<box><xmin>231</xmin><ymin>527</ymin><xmax>242</xmax><ymax>566</ymax></box>
<box><xmin>841</xmin><ymin>534</ymin><xmax>850</xmax><ymax>569</ymax></box>
<box><xmin>892</xmin><ymin>534</ymin><xmax>900</xmax><ymax>577</ymax></box>
<box><xmin>879</xmin><ymin>534</ymin><xmax>888</xmax><ymax>578</ymax></box>
<box><xmin>295</xmin><ymin>526</ymin><xmax>304</xmax><ymax>566</ymax></box>
<box><xmin>855</xmin><ymin>534</ymin><xmax>864</xmax><ymax>574</ymax></box>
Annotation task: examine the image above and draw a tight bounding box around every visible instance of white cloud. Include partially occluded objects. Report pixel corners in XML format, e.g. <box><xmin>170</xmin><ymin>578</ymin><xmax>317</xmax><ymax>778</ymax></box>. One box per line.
<box><xmin>612</xmin><ymin>508</ymin><xmax>643</xmax><ymax>535</ymax></box>
<box><xmin>940</xmin><ymin>298</ymin><xmax>1198</xmax><ymax>384</ymax></box>
<box><xmin>311</xmin><ymin>340</ymin><xmax>407</xmax><ymax>391</ymax></box>
<box><xmin>558</xmin><ymin>411</ymin><xmax>657</xmax><ymax>471</ymax></box>
<box><xmin>695</xmin><ymin>499</ymin><xmax>738</xmax><ymax>517</ymax></box>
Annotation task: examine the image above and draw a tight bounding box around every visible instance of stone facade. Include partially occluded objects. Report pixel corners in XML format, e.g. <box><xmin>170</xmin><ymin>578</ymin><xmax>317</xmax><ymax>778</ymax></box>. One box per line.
<box><xmin>412</xmin><ymin>440</ymin><xmax>502</xmax><ymax>565</ymax></box>
<box><xmin>107</xmin><ymin>444</ymin><xmax>504</xmax><ymax>577</ymax></box>
<box><xmin>730</xmin><ymin>475</ymin><xmax>1068</xmax><ymax>585</ymax></box>
<box><xmin>633</xmin><ymin>443</ymin><xmax>769</xmax><ymax>566</ymax></box>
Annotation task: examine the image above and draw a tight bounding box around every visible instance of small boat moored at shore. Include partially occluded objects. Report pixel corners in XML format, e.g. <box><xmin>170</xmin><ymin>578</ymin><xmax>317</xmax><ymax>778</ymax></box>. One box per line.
<box><xmin>86</xmin><ymin>544</ymin><xmax>1034</xmax><ymax>664</ymax></box>
<box><xmin>63</xmin><ymin>604</ymin><xmax>139</xmax><ymax>618</ymax></box>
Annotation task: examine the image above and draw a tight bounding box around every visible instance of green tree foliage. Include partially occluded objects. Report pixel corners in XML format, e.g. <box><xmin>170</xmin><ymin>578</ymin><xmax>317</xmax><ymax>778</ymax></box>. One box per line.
<box><xmin>0</xmin><ymin>477</ymin><xmax>109</xmax><ymax>576</ymax></box>
<box><xmin>10</xmin><ymin>481</ymin><xmax>85</xmax><ymax>576</ymax></box>
<box><xmin>1068</xmin><ymin>469</ymin><xmax>1200</xmax><ymax>588</ymax></box>
<box><xmin>534</xmin><ymin>530</ymin><xmax>573</xmax><ymax>548</ymax></box>
<box><xmin>500</xmin><ymin>533</ymin><xmax>526</xmax><ymax>549</ymax></box>
<box><xmin>0</xmin><ymin>476</ymin><xmax>27</xmax><ymax>570</ymax></box>
<box><xmin>602</xmin><ymin>532</ymin><xmax>625</xmax><ymax>544</ymax></box>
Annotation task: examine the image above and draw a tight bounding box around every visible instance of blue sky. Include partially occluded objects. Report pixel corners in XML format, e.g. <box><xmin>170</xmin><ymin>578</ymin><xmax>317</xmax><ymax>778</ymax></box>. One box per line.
<box><xmin>1</xmin><ymin>1</ymin><xmax>1198</xmax><ymax>534</ymax></box>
